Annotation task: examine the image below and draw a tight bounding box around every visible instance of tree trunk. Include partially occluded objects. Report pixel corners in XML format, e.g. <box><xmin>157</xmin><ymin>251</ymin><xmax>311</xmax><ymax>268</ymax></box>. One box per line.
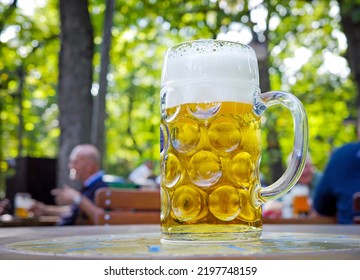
<box><xmin>339</xmin><ymin>1</ymin><xmax>360</xmax><ymax>136</ymax></box>
<box><xmin>251</xmin><ymin>37</ymin><xmax>284</xmax><ymax>184</ymax></box>
<box><xmin>57</xmin><ymin>0</ymin><xmax>94</xmax><ymax>188</ymax></box>
<box><xmin>16</xmin><ymin>65</ymin><xmax>24</xmax><ymax>158</ymax></box>
<box><xmin>91</xmin><ymin>0</ymin><xmax>115</xmax><ymax>166</ymax></box>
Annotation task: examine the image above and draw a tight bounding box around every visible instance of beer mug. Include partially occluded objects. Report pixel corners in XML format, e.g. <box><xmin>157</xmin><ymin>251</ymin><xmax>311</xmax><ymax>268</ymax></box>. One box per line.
<box><xmin>160</xmin><ymin>40</ymin><xmax>308</xmax><ymax>242</ymax></box>
<box><xmin>292</xmin><ymin>184</ymin><xmax>310</xmax><ymax>217</ymax></box>
<box><xmin>14</xmin><ymin>192</ymin><xmax>33</xmax><ymax>219</ymax></box>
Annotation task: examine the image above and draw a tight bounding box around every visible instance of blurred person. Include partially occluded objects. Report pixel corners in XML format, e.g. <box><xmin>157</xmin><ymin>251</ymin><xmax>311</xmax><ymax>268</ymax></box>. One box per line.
<box><xmin>128</xmin><ymin>160</ymin><xmax>156</xmax><ymax>187</ymax></box>
<box><xmin>300</xmin><ymin>156</ymin><xmax>322</xmax><ymax>199</ymax></box>
<box><xmin>263</xmin><ymin>154</ymin><xmax>320</xmax><ymax>218</ymax></box>
<box><xmin>287</xmin><ymin>154</ymin><xmax>321</xmax><ymax>197</ymax></box>
<box><xmin>313</xmin><ymin>141</ymin><xmax>360</xmax><ymax>224</ymax></box>
<box><xmin>30</xmin><ymin>144</ymin><xmax>108</xmax><ymax>225</ymax></box>
<box><xmin>0</xmin><ymin>198</ymin><xmax>10</xmax><ymax>215</ymax></box>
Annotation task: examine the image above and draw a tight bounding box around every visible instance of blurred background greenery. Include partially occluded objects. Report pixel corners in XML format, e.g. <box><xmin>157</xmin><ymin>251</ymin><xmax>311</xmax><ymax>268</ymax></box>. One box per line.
<box><xmin>0</xmin><ymin>0</ymin><xmax>359</xmax><ymax>197</ymax></box>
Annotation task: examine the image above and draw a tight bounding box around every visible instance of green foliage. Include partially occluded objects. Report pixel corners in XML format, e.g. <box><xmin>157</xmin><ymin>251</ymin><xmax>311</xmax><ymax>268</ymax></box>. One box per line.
<box><xmin>266</xmin><ymin>0</ymin><xmax>357</xmax><ymax>173</ymax></box>
<box><xmin>0</xmin><ymin>0</ymin><xmax>358</xmax><ymax>193</ymax></box>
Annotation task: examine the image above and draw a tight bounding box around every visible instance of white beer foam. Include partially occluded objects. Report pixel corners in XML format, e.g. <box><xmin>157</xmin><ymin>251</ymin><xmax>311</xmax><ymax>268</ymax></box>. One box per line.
<box><xmin>161</xmin><ymin>40</ymin><xmax>260</xmax><ymax>107</ymax></box>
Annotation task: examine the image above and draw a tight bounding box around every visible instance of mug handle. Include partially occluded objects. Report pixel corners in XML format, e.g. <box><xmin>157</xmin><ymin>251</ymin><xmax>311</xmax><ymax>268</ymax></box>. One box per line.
<box><xmin>253</xmin><ymin>91</ymin><xmax>309</xmax><ymax>207</ymax></box>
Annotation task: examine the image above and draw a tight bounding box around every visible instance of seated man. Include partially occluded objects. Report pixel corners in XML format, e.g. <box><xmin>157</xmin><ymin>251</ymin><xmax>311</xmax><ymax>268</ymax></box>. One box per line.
<box><xmin>31</xmin><ymin>144</ymin><xmax>107</xmax><ymax>225</ymax></box>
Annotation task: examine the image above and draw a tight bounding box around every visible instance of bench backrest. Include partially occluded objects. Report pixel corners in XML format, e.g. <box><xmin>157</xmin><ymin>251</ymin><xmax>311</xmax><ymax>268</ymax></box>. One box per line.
<box><xmin>94</xmin><ymin>188</ymin><xmax>160</xmax><ymax>225</ymax></box>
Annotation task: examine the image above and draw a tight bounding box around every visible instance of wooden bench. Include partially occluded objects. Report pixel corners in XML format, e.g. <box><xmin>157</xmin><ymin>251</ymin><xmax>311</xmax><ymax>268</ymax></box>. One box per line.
<box><xmin>94</xmin><ymin>188</ymin><xmax>160</xmax><ymax>225</ymax></box>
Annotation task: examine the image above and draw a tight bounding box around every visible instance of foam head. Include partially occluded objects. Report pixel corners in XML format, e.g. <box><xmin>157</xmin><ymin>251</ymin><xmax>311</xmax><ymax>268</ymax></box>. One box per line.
<box><xmin>161</xmin><ymin>40</ymin><xmax>260</xmax><ymax>107</ymax></box>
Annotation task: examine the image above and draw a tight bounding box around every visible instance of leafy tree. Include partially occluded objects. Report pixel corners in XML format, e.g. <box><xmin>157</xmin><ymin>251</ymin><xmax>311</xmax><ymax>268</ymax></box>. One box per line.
<box><xmin>269</xmin><ymin>0</ymin><xmax>357</xmax><ymax>173</ymax></box>
<box><xmin>0</xmin><ymin>0</ymin><xmax>358</xmax><ymax>195</ymax></box>
<box><xmin>1</xmin><ymin>0</ymin><xmax>60</xmax><ymax>194</ymax></box>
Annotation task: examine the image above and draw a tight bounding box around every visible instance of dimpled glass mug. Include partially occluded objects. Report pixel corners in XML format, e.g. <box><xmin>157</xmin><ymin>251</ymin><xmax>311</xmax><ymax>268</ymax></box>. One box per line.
<box><xmin>160</xmin><ymin>40</ymin><xmax>308</xmax><ymax>243</ymax></box>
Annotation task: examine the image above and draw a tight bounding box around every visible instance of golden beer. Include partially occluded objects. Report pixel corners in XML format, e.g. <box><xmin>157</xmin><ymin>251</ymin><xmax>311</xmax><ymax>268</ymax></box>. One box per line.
<box><xmin>293</xmin><ymin>196</ymin><xmax>310</xmax><ymax>216</ymax></box>
<box><xmin>14</xmin><ymin>192</ymin><xmax>33</xmax><ymax>219</ymax></box>
<box><xmin>161</xmin><ymin>101</ymin><xmax>263</xmax><ymax>241</ymax></box>
<box><xmin>15</xmin><ymin>207</ymin><xmax>30</xmax><ymax>219</ymax></box>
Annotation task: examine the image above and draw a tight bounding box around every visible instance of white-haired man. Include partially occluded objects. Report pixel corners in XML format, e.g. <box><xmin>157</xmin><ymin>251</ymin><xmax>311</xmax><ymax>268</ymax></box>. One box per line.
<box><xmin>31</xmin><ymin>144</ymin><xmax>108</xmax><ymax>225</ymax></box>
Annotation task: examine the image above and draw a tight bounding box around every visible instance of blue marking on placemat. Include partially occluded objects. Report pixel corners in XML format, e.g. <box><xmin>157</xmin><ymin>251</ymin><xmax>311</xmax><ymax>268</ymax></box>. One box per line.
<box><xmin>225</xmin><ymin>245</ymin><xmax>247</xmax><ymax>252</ymax></box>
<box><xmin>148</xmin><ymin>245</ymin><xmax>161</xmax><ymax>252</ymax></box>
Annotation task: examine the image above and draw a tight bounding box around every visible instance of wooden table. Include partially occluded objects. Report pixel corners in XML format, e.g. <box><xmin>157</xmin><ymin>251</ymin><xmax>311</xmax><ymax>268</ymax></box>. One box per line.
<box><xmin>0</xmin><ymin>215</ymin><xmax>59</xmax><ymax>227</ymax></box>
<box><xmin>0</xmin><ymin>224</ymin><xmax>359</xmax><ymax>259</ymax></box>
<box><xmin>263</xmin><ymin>216</ymin><xmax>337</xmax><ymax>224</ymax></box>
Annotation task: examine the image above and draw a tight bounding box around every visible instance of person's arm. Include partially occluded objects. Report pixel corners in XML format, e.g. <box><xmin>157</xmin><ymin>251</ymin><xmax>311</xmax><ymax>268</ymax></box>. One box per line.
<box><xmin>75</xmin><ymin>195</ymin><xmax>105</xmax><ymax>224</ymax></box>
<box><xmin>52</xmin><ymin>185</ymin><xmax>104</xmax><ymax>224</ymax></box>
<box><xmin>30</xmin><ymin>201</ymin><xmax>71</xmax><ymax>217</ymax></box>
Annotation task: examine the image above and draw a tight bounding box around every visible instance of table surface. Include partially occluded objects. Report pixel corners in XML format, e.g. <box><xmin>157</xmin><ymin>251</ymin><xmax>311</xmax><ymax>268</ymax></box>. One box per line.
<box><xmin>0</xmin><ymin>215</ymin><xmax>336</xmax><ymax>227</ymax></box>
<box><xmin>0</xmin><ymin>224</ymin><xmax>359</xmax><ymax>260</ymax></box>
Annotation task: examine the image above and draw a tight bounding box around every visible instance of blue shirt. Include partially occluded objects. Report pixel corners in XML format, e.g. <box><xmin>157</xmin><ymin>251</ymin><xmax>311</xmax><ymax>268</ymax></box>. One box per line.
<box><xmin>313</xmin><ymin>142</ymin><xmax>360</xmax><ymax>224</ymax></box>
<box><xmin>59</xmin><ymin>171</ymin><xmax>108</xmax><ymax>225</ymax></box>
<box><xmin>84</xmin><ymin>170</ymin><xmax>105</xmax><ymax>188</ymax></box>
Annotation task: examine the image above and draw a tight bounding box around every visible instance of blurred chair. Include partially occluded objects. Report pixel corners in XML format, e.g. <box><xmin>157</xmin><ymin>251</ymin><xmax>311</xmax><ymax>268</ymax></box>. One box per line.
<box><xmin>94</xmin><ymin>188</ymin><xmax>160</xmax><ymax>225</ymax></box>
<box><xmin>353</xmin><ymin>192</ymin><xmax>360</xmax><ymax>224</ymax></box>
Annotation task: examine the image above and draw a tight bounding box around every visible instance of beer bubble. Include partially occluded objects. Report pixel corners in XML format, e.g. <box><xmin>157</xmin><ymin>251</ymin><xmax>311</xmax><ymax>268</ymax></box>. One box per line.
<box><xmin>208</xmin><ymin>116</ymin><xmax>242</xmax><ymax>153</ymax></box>
<box><xmin>171</xmin><ymin>117</ymin><xmax>201</xmax><ymax>154</ymax></box>
<box><xmin>162</xmin><ymin>153</ymin><xmax>182</xmax><ymax>188</ymax></box>
<box><xmin>186</xmin><ymin>84</ymin><xmax>221</xmax><ymax>119</ymax></box>
<box><xmin>172</xmin><ymin>185</ymin><xmax>202</xmax><ymax>222</ymax></box>
<box><xmin>238</xmin><ymin>188</ymin><xmax>261</xmax><ymax>222</ymax></box>
<box><xmin>161</xmin><ymin>187</ymin><xmax>171</xmax><ymax>221</ymax></box>
<box><xmin>188</xmin><ymin>151</ymin><xmax>222</xmax><ymax>187</ymax></box>
<box><xmin>230</xmin><ymin>152</ymin><xmax>255</xmax><ymax>187</ymax></box>
<box><xmin>209</xmin><ymin>185</ymin><xmax>241</xmax><ymax>221</ymax></box>
<box><xmin>239</xmin><ymin>128</ymin><xmax>261</xmax><ymax>159</ymax></box>
<box><xmin>188</xmin><ymin>102</ymin><xmax>221</xmax><ymax>119</ymax></box>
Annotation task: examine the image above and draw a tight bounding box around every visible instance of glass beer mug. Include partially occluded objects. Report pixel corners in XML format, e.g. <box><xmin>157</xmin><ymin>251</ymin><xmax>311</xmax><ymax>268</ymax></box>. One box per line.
<box><xmin>160</xmin><ymin>40</ymin><xmax>308</xmax><ymax>243</ymax></box>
